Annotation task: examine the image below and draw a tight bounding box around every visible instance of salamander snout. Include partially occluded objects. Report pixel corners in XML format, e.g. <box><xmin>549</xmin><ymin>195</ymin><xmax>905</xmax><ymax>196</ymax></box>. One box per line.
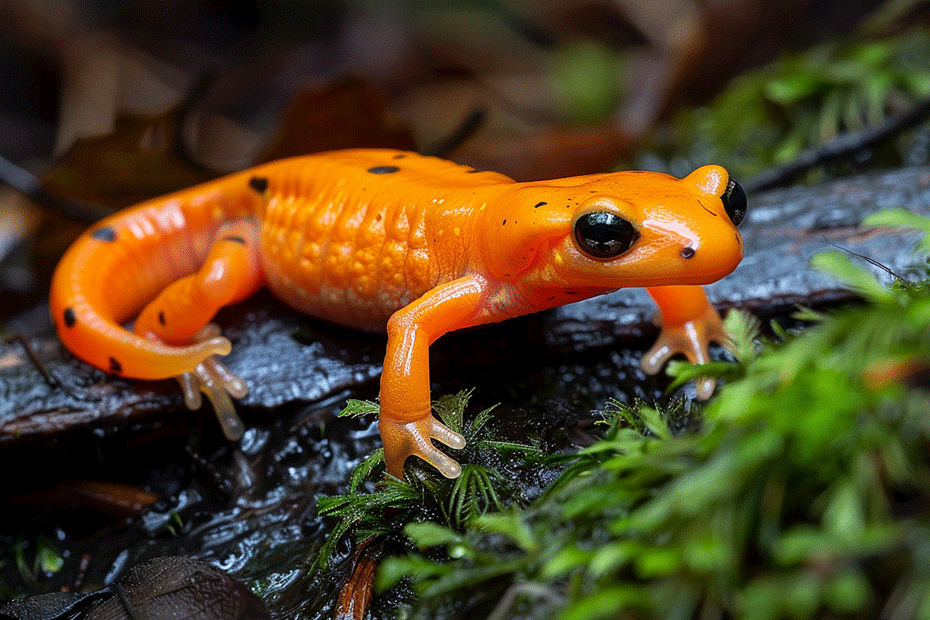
<box><xmin>678</xmin><ymin>222</ymin><xmax>743</xmax><ymax>280</ymax></box>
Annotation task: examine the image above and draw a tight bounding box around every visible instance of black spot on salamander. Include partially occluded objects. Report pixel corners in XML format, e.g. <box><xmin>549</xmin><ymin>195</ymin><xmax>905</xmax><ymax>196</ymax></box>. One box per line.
<box><xmin>565</xmin><ymin>291</ymin><xmax>579</xmax><ymax>295</ymax></box>
<box><xmin>467</xmin><ymin>169</ymin><xmax>480</xmax><ymax>173</ymax></box>
<box><xmin>393</xmin><ymin>153</ymin><xmax>406</xmax><ymax>159</ymax></box>
<box><xmin>158</xmin><ymin>311</ymin><xmax>166</xmax><ymax>326</ymax></box>
<box><xmin>249</xmin><ymin>176</ymin><xmax>269</xmax><ymax>194</ymax></box>
<box><xmin>534</xmin><ymin>201</ymin><xmax>547</xmax><ymax>208</ymax></box>
<box><xmin>91</xmin><ymin>226</ymin><xmax>117</xmax><ymax>242</ymax></box>
<box><xmin>367</xmin><ymin>165</ymin><xmax>400</xmax><ymax>174</ymax></box>
<box><xmin>546</xmin><ymin>295</ymin><xmax>555</xmax><ymax>302</ymax></box>
<box><xmin>223</xmin><ymin>235</ymin><xmax>246</xmax><ymax>244</ymax></box>
<box><xmin>109</xmin><ymin>357</ymin><xmax>123</xmax><ymax>374</ymax></box>
<box><xmin>502</xmin><ymin>219</ymin><xmax>507</xmax><ymax>225</ymax></box>
<box><xmin>63</xmin><ymin>307</ymin><xmax>76</xmax><ymax>327</ymax></box>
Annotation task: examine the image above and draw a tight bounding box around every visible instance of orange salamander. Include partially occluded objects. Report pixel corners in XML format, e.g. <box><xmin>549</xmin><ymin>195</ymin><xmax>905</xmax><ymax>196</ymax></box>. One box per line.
<box><xmin>51</xmin><ymin>149</ymin><xmax>746</xmax><ymax>479</ymax></box>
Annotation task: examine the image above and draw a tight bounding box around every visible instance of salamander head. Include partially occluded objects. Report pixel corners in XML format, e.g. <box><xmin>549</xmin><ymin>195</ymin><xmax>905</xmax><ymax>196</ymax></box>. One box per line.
<box><xmin>481</xmin><ymin>165</ymin><xmax>746</xmax><ymax>296</ymax></box>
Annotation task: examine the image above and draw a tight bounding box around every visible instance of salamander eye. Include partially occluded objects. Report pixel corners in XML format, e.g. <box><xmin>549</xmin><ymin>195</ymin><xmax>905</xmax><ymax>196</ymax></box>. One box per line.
<box><xmin>721</xmin><ymin>178</ymin><xmax>747</xmax><ymax>226</ymax></box>
<box><xmin>573</xmin><ymin>212</ymin><xmax>638</xmax><ymax>259</ymax></box>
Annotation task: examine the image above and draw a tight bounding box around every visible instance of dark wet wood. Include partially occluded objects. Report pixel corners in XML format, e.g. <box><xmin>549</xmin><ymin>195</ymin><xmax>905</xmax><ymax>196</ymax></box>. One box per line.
<box><xmin>2</xmin><ymin>166</ymin><xmax>929</xmax><ymax>462</ymax></box>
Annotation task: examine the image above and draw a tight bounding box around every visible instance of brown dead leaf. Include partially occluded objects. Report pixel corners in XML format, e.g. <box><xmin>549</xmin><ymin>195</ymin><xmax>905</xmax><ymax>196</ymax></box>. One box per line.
<box><xmin>55</xmin><ymin>33</ymin><xmax>191</xmax><ymax>156</ymax></box>
<box><xmin>0</xmin><ymin>188</ymin><xmax>87</xmax><ymax>321</ymax></box>
<box><xmin>390</xmin><ymin>76</ymin><xmax>631</xmax><ymax>179</ymax></box>
<box><xmin>0</xmin><ymin>190</ymin><xmax>41</xmax><ymax>265</ymax></box>
<box><xmin>454</xmin><ymin>121</ymin><xmax>632</xmax><ymax>181</ymax></box>
<box><xmin>42</xmin><ymin>107</ymin><xmax>214</xmax><ymax>210</ymax></box>
<box><xmin>256</xmin><ymin>78</ymin><xmax>414</xmax><ymax>163</ymax></box>
<box><xmin>9</xmin><ymin>480</ymin><xmax>158</xmax><ymax>519</ymax></box>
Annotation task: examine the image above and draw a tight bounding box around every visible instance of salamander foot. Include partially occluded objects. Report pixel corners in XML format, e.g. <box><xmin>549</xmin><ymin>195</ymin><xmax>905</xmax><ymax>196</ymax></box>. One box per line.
<box><xmin>175</xmin><ymin>324</ymin><xmax>248</xmax><ymax>440</ymax></box>
<box><xmin>641</xmin><ymin>304</ymin><xmax>731</xmax><ymax>400</ymax></box>
<box><xmin>379</xmin><ymin>413</ymin><xmax>466</xmax><ymax>479</ymax></box>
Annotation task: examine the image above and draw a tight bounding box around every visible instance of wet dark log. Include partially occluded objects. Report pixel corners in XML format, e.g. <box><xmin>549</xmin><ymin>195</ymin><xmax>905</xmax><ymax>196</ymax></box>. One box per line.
<box><xmin>2</xmin><ymin>166</ymin><xmax>928</xmax><ymax>462</ymax></box>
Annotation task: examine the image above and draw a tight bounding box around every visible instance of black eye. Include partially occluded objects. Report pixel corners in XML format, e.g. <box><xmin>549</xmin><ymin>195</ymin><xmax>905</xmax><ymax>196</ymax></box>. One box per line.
<box><xmin>574</xmin><ymin>212</ymin><xmax>638</xmax><ymax>259</ymax></box>
<box><xmin>721</xmin><ymin>179</ymin><xmax>747</xmax><ymax>226</ymax></box>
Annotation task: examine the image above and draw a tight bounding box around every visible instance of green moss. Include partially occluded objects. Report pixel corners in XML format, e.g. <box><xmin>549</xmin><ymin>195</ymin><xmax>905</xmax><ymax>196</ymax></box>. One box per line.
<box><xmin>552</xmin><ymin>39</ymin><xmax>622</xmax><ymax>123</ymax></box>
<box><xmin>313</xmin><ymin>210</ymin><xmax>930</xmax><ymax>619</ymax></box>
<box><xmin>312</xmin><ymin>389</ymin><xmax>539</xmax><ymax>572</ymax></box>
<box><xmin>640</xmin><ymin>28</ymin><xmax>930</xmax><ymax>181</ymax></box>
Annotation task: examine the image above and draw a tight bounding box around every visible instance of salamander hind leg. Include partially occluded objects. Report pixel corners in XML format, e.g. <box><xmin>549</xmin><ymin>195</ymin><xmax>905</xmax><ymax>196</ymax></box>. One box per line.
<box><xmin>134</xmin><ymin>221</ymin><xmax>264</xmax><ymax>439</ymax></box>
<box><xmin>643</xmin><ymin>285</ymin><xmax>731</xmax><ymax>400</ymax></box>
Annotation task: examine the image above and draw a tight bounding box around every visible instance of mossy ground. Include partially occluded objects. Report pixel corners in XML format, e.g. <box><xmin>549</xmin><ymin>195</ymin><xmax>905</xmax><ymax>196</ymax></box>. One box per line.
<box><xmin>313</xmin><ymin>210</ymin><xmax>930</xmax><ymax>619</ymax></box>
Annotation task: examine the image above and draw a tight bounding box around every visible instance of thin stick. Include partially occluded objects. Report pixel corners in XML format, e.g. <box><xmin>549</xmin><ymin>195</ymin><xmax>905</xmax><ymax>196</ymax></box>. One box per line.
<box><xmin>746</xmin><ymin>96</ymin><xmax>930</xmax><ymax>193</ymax></box>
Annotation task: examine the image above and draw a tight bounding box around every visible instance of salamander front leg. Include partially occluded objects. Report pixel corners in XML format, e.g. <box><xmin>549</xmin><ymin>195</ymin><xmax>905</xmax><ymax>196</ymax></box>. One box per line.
<box><xmin>643</xmin><ymin>285</ymin><xmax>730</xmax><ymax>400</ymax></box>
<box><xmin>134</xmin><ymin>221</ymin><xmax>264</xmax><ymax>439</ymax></box>
<box><xmin>379</xmin><ymin>276</ymin><xmax>485</xmax><ymax>479</ymax></box>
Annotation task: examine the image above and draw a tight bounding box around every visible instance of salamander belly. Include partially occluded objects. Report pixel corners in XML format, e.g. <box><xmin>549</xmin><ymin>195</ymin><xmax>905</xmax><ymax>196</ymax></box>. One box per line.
<box><xmin>258</xmin><ymin>189</ymin><xmax>443</xmax><ymax>332</ymax></box>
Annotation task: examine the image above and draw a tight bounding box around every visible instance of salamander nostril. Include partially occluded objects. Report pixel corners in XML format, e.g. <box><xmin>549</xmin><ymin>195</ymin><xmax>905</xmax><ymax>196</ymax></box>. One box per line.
<box><xmin>680</xmin><ymin>246</ymin><xmax>696</xmax><ymax>259</ymax></box>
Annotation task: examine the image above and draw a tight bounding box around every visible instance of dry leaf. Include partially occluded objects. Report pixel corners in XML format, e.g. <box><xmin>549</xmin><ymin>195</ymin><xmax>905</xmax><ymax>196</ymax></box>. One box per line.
<box><xmin>257</xmin><ymin>78</ymin><xmax>415</xmax><ymax>163</ymax></box>
<box><xmin>55</xmin><ymin>33</ymin><xmax>191</xmax><ymax>155</ymax></box>
<box><xmin>43</xmin><ymin>107</ymin><xmax>213</xmax><ymax>209</ymax></box>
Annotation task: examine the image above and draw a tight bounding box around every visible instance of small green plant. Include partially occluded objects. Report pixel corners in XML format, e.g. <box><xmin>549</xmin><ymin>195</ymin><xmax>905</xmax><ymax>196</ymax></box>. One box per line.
<box><xmin>312</xmin><ymin>389</ymin><xmax>539</xmax><ymax>572</ymax></box>
<box><xmin>6</xmin><ymin>535</ymin><xmax>64</xmax><ymax>585</ymax></box>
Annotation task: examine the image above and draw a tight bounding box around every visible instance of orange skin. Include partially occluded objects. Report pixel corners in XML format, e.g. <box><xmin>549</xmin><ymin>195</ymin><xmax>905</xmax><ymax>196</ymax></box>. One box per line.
<box><xmin>51</xmin><ymin>149</ymin><xmax>745</xmax><ymax>479</ymax></box>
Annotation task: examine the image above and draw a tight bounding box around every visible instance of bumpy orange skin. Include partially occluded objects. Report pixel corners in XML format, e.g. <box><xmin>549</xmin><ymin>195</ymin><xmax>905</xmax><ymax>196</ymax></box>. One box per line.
<box><xmin>51</xmin><ymin>149</ymin><xmax>744</xmax><ymax>478</ymax></box>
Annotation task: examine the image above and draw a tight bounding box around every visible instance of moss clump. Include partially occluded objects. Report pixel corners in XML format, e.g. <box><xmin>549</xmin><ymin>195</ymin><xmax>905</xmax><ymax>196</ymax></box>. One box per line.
<box><xmin>367</xmin><ymin>211</ymin><xmax>930</xmax><ymax>619</ymax></box>
<box><xmin>640</xmin><ymin>27</ymin><xmax>930</xmax><ymax>182</ymax></box>
<box><xmin>313</xmin><ymin>390</ymin><xmax>540</xmax><ymax>573</ymax></box>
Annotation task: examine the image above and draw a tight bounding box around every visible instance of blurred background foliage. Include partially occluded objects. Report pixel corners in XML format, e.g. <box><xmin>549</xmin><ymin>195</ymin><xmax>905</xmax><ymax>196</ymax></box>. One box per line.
<box><xmin>0</xmin><ymin>0</ymin><xmax>928</xmax><ymax>197</ymax></box>
<box><xmin>642</xmin><ymin>26</ymin><xmax>930</xmax><ymax>181</ymax></box>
